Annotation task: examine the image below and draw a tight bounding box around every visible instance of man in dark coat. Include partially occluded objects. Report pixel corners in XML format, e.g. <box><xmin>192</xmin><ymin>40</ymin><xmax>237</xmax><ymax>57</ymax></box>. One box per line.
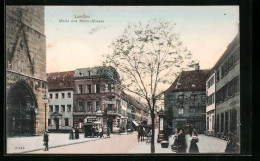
<box><xmin>107</xmin><ymin>126</ymin><xmax>110</xmax><ymax>138</ymax></box>
<box><xmin>225</xmin><ymin>133</ymin><xmax>240</xmax><ymax>153</ymax></box>
<box><xmin>43</xmin><ymin>131</ymin><xmax>49</xmax><ymax>151</ymax></box>
<box><xmin>75</xmin><ymin>126</ymin><xmax>79</xmax><ymax>139</ymax></box>
<box><xmin>177</xmin><ymin>129</ymin><xmax>187</xmax><ymax>153</ymax></box>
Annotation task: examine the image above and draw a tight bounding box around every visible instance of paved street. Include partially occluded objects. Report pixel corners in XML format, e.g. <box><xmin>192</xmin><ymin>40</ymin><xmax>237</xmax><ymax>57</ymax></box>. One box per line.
<box><xmin>23</xmin><ymin>131</ymin><xmax>228</xmax><ymax>154</ymax></box>
<box><xmin>28</xmin><ymin>132</ymin><xmax>140</xmax><ymax>154</ymax></box>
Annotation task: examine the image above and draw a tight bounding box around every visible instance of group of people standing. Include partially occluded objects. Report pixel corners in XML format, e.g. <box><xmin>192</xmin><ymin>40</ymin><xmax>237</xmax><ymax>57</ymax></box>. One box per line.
<box><xmin>69</xmin><ymin>127</ymin><xmax>80</xmax><ymax>140</ymax></box>
<box><xmin>171</xmin><ymin>127</ymin><xmax>199</xmax><ymax>154</ymax></box>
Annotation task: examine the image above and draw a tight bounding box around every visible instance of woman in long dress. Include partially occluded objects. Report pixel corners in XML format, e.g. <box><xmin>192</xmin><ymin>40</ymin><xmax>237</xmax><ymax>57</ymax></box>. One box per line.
<box><xmin>188</xmin><ymin>131</ymin><xmax>199</xmax><ymax>153</ymax></box>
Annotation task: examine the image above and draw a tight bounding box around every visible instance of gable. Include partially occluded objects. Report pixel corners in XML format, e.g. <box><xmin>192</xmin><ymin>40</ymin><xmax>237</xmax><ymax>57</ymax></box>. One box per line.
<box><xmin>7</xmin><ymin>24</ymin><xmax>34</xmax><ymax>75</ymax></box>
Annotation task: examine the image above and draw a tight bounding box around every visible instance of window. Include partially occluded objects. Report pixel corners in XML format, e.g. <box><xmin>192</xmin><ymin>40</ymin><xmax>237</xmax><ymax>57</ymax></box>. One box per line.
<box><xmin>212</xmin><ymin>93</ymin><xmax>215</xmax><ymax>103</ymax></box>
<box><xmin>78</xmin><ymin>102</ymin><xmax>83</xmax><ymax>111</ymax></box>
<box><xmin>221</xmin><ymin>113</ymin><xmax>224</xmax><ymax>132</ymax></box>
<box><xmin>189</xmin><ymin>107</ymin><xmax>195</xmax><ymax>114</ymax></box>
<box><xmin>190</xmin><ymin>95</ymin><xmax>195</xmax><ymax>102</ymax></box>
<box><xmin>87</xmin><ymin>85</ymin><xmax>91</xmax><ymax>93</ymax></box>
<box><xmin>67</xmin><ymin>92</ymin><xmax>71</xmax><ymax>98</ymax></box>
<box><xmin>55</xmin><ymin>93</ymin><xmax>58</xmax><ymax>99</ymax></box>
<box><xmin>96</xmin><ymin>84</ymin><xmax>100</xmax><ymax>93</ymax></box>
<box><xmin>96</xmin><ymin>101</ymin><xmax>100</xmax><ymax>111</ymax></box>
<box><xmin>108</xmin><ymin>84</ymin><xmax>112</xmax><ymax>92</ymax></box>
<box><xmin>62</xmin><ymin>93</ymin><xmax>65</xmax><ymax>99</ymax></box>
<box><xmin>78</xmin><ymin>85</ymin><xmax>83</xmax><ymax>94</ymax></box>
<box><xmin>48</xmin><ymin>119</ymin><xmax>51</xmax><ymax>126</ymax></box>
<box><xmin>49</xmin><ymin>105</ymin><xmax>53</xmax><ymax>112</ymax></box>
<box><xmin>107</xmin><ymin>104</ymin><xmax>113</xmax><ymax>111</ymax></box>
<box><xmin>55</xmin><ymin>105</ymin><xmax>59</xmax><ymax>112</ymax></box>
<box><xmin>178</xmin><ymin>107</ymin><xmax>184</xmax><ymax>115</ymax></box>
<box><xmin>67</xmin><ymin>105</ymin><xmax>71</xmax><ymax>112</ymax></box>
<box><xmin>49</xmin><ymin>94</ymin><xmax>53</xmax><ymax>99</ymax></box>
<box><xmin>87</xmin><ymin>101</ymin><xmax>91</xmax><ymax>111</ymax></box>
<box><xmin>201</xmin><ymin>95</ymin><xmax>207</xmax><ymax>105</ymax></box>
<box><xmin>178</xmin><ymin>95</ymin><xmax>184</xmax><ymax>103</ymax></box>
<box><xmin>61</xmin><ymin>105</ymin><xmax>65</xmax><ymax>112</ymax></box>
<box><xmin>88</xmin><ymin>71</ymin><xmax>91</xmax><ymax>76</ymax></box>
<box><xmin>65</xmin><ymin>118</ymin><xmax>69</xmax><ymax>126</ymax></box>
<box><xmin>216</xmin><ymin>70</ymin><xmax>220</xmax><ymax>82</ymax></box>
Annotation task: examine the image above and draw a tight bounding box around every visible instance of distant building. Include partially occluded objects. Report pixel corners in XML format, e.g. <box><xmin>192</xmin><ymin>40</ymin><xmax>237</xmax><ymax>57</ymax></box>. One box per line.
<box><xmin>214</xmin><ymin>34</ymin><xmax>240</xmax><ymax>143</ymax></box>
<box><xmin>6</xmin><ymin>6</ymin><xmax>47</xmax><ymax>136</ymax></box>
<box><xmin>73</xmin><ymin>66</ymin><xmax>121</xmax><ymax>133</ymax></box>
<box><xmin>47</xmin><ymin>71</ymin><xmax>74</xmax><ymax>132</ymax></box>
<box><xmin>205</xmin><ymin>71</ymin><xmax>216</xmax><ymax>136</ymax></box>
<box><xmin>164</xmin><ymin>64</ymin><xmax>209</xmax><ymax>134</ymax></box>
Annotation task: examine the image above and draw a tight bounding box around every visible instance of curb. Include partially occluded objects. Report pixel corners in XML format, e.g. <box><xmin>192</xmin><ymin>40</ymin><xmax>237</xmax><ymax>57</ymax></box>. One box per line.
<box><xmin>17</xmin><ymin>137</ymin><xmax>107</xmax><ymax>154</ymax></box>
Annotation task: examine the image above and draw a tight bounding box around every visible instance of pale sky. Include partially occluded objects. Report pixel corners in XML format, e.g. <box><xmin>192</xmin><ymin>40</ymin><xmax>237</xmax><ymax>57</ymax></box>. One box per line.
<box><xmin>45</xmin><ymin>6</ymin><xmax>239</xmax><ymax>73</ymax></box>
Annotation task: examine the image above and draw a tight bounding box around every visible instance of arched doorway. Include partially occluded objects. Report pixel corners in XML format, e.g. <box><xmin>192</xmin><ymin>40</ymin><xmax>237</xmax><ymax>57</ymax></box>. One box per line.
<box><xmin>7</xmin><ymin>80</ymin><xmax>37</xmax><ymax>137</ymax></box>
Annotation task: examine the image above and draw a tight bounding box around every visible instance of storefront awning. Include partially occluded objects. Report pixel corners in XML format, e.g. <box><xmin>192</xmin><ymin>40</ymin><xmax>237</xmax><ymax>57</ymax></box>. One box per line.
<box><xmin>132</xmin><ymin>120</ymin><xmax>139</xmax><ymax>126</ymax></box>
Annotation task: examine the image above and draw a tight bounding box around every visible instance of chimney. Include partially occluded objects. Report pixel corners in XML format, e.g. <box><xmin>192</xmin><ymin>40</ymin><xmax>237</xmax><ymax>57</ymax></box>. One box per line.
<box><xmin>195</xmin><ymin>63</ymin><xmax>200</xmax><ymax>71</ymax></box>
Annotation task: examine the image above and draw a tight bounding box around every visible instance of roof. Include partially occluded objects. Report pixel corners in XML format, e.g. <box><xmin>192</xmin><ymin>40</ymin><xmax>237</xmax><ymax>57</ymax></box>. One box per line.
<box><xmin>47</xmin><ymin>71</ymin><xmax>75</xmax><ymax>91</ymax></box>
<box><xmin>213</xmin><ymin>33</ymin><xmax>240</xmax><ymax>70</ymax></box>
<box><xmin>165</xmin><ymin>69</ymin><xmax>210</xmax><ymax>92</ymax></box>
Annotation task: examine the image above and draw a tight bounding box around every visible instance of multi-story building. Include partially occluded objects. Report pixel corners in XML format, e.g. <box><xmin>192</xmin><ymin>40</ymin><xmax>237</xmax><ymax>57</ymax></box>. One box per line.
<box><xmin>73</xmin><ymin>66</ymin><xmax>121</xmax><ymax>133</ymax></box>
<box><xmin>205</xmin><ymin>71</ymin><xmax>216</xmax><ymax>136</ymax></box>
<box><xmin>6</xmin><ymin>6</ymin><xmax>47</xmax><ymax>136</ymax></box>
<box><xmin>164</xmin><ymin>64</ymin><xmax>209</xmax><ymax>134</ymax></box>
<box><xmin>47</xmin><ymin>71</ymin><xmax>74</xmax><ymax>132</ymax></box>
<box><xmin>214</xmin><ymin>34</ymin><xmax>240</xmax><ymax>144</ymax></box>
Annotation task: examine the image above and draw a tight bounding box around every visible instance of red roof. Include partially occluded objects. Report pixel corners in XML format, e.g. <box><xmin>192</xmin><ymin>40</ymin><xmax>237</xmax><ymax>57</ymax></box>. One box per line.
<box><xmin>166</xmin><ymin>69</ymin><xmax>210</xmax><ymax>92</ymax></box>
<box><xmin>47</xmin><ymin>71</ymin><xmax>75</xmax><ymax>91</ymax></box>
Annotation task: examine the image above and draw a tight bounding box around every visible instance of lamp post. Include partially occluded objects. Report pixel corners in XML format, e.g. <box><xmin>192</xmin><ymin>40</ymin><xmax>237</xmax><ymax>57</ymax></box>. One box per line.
<box><xmin>42</xmin><ymin>94</ymin><xmax>49</xmax><ymax>132</ymax></box>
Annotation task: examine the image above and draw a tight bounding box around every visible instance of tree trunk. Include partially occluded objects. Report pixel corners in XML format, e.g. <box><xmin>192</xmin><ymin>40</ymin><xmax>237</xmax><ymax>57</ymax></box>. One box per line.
<box><xmin>151</xmin><ymin>111</ymin><xmax>155</xmax><ymax>153</ymax></box>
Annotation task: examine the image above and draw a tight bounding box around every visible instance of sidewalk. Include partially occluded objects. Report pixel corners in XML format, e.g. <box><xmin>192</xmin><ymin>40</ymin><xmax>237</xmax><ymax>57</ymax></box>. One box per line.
<box><xmin>131</xmin><ymin>133</ymin><xmax>227</xmax><ymax>154</ymax></box>
<box><xmin>6</xmin><ymin>133</ymin><xmax>106</xmax><ymax>154</ymax></box>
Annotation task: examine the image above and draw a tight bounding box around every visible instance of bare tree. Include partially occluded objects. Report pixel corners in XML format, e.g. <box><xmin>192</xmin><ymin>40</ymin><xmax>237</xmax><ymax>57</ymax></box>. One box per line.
<box><xmin>104</xmin><ymin>19</ymin><xmax>197</xmax><ymax>153</ymax></box>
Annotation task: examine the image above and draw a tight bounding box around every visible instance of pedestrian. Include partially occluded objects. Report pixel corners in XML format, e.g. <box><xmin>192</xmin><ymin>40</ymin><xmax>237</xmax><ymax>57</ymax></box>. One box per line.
<box><xmin>107</xmin><ymin>126</ymin><xmax>110</xmax><ymax>138</ymax></box>
<box><xmin>188</xmin><ymin>131</ymin><xmax>199</xmax><ymax>153</ymax></box>
<box><xmin>177</xmin><ymin>129</ymin><xmax>187</xmax><ymax>153</ymax></box>
<box><xmin>75</xmin><ymin>126</ymin><xmax>79</xmax><ymax>139</ymax></box>
<box><xmin>43</xmin><ymin>131</ymin><xmax>49</xmax><ymax>151</ymax></box>
<box><xmin>171</xmin><ymin>128</ymin><xmax>179</xmax><ymax>151</ymax></box>
<box><xmin>137</xmin><ymin>125</ymin><xmax>141</xmax><ymax>142</ymax></box>
<box><xmin>225</xmin><ymin>133</ymin><xmax>240</xmax><ymax>153</ymax></box>
<box><xmin>69</xmin><ymin>128</ymin><xmax>74</xmax><ymax>140</ymax></box>
<box><xmin>99</xmin><ymin>126</ymin><xmax>103</xmax><ymax>138</ymax></box>
<box><xmin>192</xmin><ymin>128</ymin><xmax>198</xmax><ymax>136</ymax></box>
<box><xmin>189</xmin><ymin>125</ymin><xmax>192</xmax><ymax>137</ymax></box>
<box><xmin>140</xmin><ymin>126</ymin><xmax>144</xmax><ymax>142</ymax></box>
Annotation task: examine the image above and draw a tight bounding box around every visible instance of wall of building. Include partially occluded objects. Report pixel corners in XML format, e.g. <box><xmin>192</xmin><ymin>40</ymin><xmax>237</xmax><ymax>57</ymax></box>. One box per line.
<box><xmin>164</xmin><ymin>90</ymin><xmax>207</xmax><ymax>133</ymax></box>
<box><xmin>48</xmin><ymin>90</ymin><xmax>73</xmax><ymax>132</ymax></box>
<box><xmin>206</xmin><ymin>73</ymin><xmax>216</xmax><ymax>135</ymax></box>
<box><xmin>6</xmin><ymin>6</ymin><xmax>46</xmax><ymax>136</ymax></box>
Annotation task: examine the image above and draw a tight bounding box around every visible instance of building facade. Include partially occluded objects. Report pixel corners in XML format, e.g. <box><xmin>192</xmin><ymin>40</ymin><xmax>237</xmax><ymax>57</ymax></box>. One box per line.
<box><xmin>164</xmin><ymin>65</ymin><xmax>209</xmax><ymax>134</ymax></box>
<box><xmin>73</xmin><ymin>66</ymin><xmax>121</xmax><ymax>133</ymax></box>
<box><xmin>214</xmin><ymin>34</ymin><xmax>240</xmax><ymax>143</ymax></box>
<box><xmin>206</xmin><ymin>71</ymin><xmax>216</xmax><ymax>136</ymax></box>
<box><xmin>6</xmin><ymin>6</ymin><xmax>47</xmax><ymax>136</ymax></box>
<box><xmin>47</xmin><ymin>71</ymin><xmax>74</xmax><ymax>132</ymax></box>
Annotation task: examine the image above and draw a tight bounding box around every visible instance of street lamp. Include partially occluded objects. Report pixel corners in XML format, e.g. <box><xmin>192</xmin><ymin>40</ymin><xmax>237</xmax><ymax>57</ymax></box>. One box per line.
<box><xmin>42</xmin><ymin>93</ymin><xmax>49</xmax><ymax>132</ymax></box>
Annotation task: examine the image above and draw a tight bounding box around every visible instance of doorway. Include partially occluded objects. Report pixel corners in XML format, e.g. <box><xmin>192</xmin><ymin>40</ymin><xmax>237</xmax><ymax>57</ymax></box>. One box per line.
<box><xmin>54</xmin><ymin>118</ymin><xmax>59</xmax><ymax>130</ymax></box>
<box><xmin>7</xmin><ymin>81</ymin><xmax>37</xmax><ymax>137</ymax></box>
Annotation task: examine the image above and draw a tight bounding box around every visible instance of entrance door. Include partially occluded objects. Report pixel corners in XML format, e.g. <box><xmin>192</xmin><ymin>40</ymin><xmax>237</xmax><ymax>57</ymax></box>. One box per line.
<box><xmin>7</xmin><ymin>81</ymin><xmax>36</xmax><ymax>137</ymax></box>
<box><xmin>54</xmin><ymin>118</ymin><xmax>59</xmax><ymax>130</ymax></box>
